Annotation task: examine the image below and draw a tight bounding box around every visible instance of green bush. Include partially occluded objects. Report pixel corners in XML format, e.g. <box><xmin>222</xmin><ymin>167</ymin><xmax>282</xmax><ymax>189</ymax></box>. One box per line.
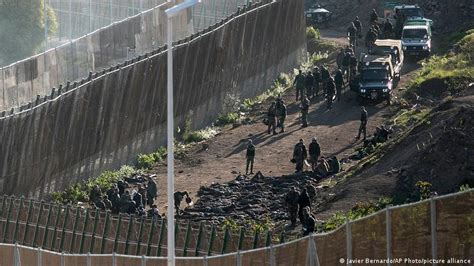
<box><xmin>306</xmin><ymin>26</ymin><xmax>320</xmax><ymax>41</ymax></box>
<box><xmin>215</xmin><ymin>112</ymin><xmax>239</xmax><ymax>126</ymax></box>
<box><xmin>136</xmin><ymin>147</ymin><xmax>167</xmax><ymax>169</ymax></box>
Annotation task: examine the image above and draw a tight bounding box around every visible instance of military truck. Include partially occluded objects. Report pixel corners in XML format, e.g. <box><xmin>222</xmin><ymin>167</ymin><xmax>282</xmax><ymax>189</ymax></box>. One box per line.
<box><xmin>392</xmin><ymin>4</ymin><xmax>433</xmax><ymax>38</ymax></box>
<box><xmin>351</xmin><ymin>55</ymin><xmax>395</xmax><ymax>105</ymax></box>
<box><xmin>305</xmin><ymin>5</ymin><xmax>332</xmax><ymax>28</ymax></box>
<box><xmin>369</xmin><ymin>39</ymin><xmax>404</xmax><ymax>78</ymax></box>
<box><xmin>401</xmin><ymin>20</ymin><xmax>432</xmax><ymax>57</ymax></box>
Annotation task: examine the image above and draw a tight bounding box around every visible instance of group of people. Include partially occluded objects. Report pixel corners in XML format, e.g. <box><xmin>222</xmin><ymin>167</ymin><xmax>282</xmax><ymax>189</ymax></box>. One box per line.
<box><xmin>89</xmin><ymin>177</ymin><xmax>159</xmax><ymax>218</ymax></box>
<box><xmin>285</xmin><ymin>186</ymin><xmax>316</xmax><ymax>235</ymax></box>
<box><xmin>292</xmin><ymin>138</ymin><xmax>340</xmax><ymax>175</ymax></box>
<box><xmin>266</xmin><ymin>96</ymin><xmax>288</xmax><ymax>135</ymax></box>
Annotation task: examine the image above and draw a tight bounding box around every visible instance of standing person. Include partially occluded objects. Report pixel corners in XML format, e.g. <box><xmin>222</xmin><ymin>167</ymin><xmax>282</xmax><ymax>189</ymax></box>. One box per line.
<box><xmin>293</xmin><ymin>69</ymin><xmax>306</xmax><ymax>102</ymax></box>
<box><xmin>146</xmin><ymin>178</ymin><xmax>158</xmax><ymax>208</ymax></box>
<box><xmin>293</xmin><ymin>139</ymin><xmax>307</xmax><ymax>173</ymax></box>
<box><xmin>353</xmin><ymin>16</ymin><xmax>363</xmax><ymax>39</ymax></box>
<box><xmin>365</xmin><ymin>28</ymin><xmax>377</xmax><ymax>52</ymax></box>
<box><xmin>302</xmin><ymin>207</ymin><xmax>316</xmax><ymax>236</ymax></box>
<box><xmin>347</xmin><ymin>22</ymin><xmax>357</xmax><ymax>48</ymax></box>
<box><xmin>312</xmin><ymin>67</ymin><xmax>322</xmax><ymax>98</ymax></box>
<box><xmin>297</xmin><ymin>188</ymin><xmax>311</xmax><ymax>224</ymax></box>
<box><xmin>308</xmin><ymin>137</ymin><xmax>321</xmax><ymax>172</ymax></box>
<box><xmin>336</xmin><ymin>48</ymin><xmax>345</xmax><ymax>69</ymax></box>
<box><xmin>349</xmin><ymin>53</ymin><xmax>358</xmax><ymax>82</ymax></box>
<box><xmin>285</xmin><ymin>187</ymin><xmax>300</xmax><ymax>227</ymax></box>
<box><xmin>267</xmin><ymin>102</ymin><xmax>277</xmax><ymax>135</ymax></box>
<box><xmin>300</xmin><ymin>95</ymin><xmax>310</xmax><ymax>128</ymax></box>
<box><xmin>174</xmin><ymin>191</ymin><xmax>191</xmax><ymax>215</ymax></box>
<box><xmin>356</xmin><ymin>106</ymin><xmax>368</xmax><ymax>140</ymax></box>
<box><xmin>320</xmin><ymin>66</ymin><xmax>330</xmax><ymax>96</ymax></box>
<box><xmin>138</xmin><ymin>185</ymin><xmax>148</xmax><ymax>207</ymax></box>
<box><xmin>383</xmin><ymin>18</ymin><xmax>393</xmax><ymax>39</ymax></box>
<box><xmin>276</xmin><ymin>99</ymin><xmax>287</xmax><ymax>133</ymax></box>
<box><xmin>334</xmin><ymin>69</ymin><xmax>345</xmax><ymax>102</ymax></box>
<box><xmin>245</xmin><ymin>139</ymin><xmax>255</xmax><ymax>175</ymax></box>
<box><xmin>305</xmin><ymin>71</ymin><xmax>315</xmax><ymax>98</ymax></box>
<box><xmin>326</xmin><ymin>77</ymin><xmax>336</xmax><ymax>109</ymax></box>
<box><xmin>132</xmin><ymin>189</ymin><xmax>143</xmax><ymax>209</ymax></box>
<box><xmin>370</xmin><ymin>8</ymin><xmax>379</xmax><ymax>24</ymax></box>
<box><xmin>342</xmin><ymin>52</ymin><xmax>351</xmax><ymax>82</ymax></box>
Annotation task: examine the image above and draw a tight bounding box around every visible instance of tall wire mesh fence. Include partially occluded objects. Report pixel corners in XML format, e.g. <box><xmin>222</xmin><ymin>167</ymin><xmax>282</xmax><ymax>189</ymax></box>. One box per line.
<box><xmin>0</xmin><ymin>0</ymin><xmax>306</xmax><ymax>198</ymax></box>
<box><xmin>0</xmin><ymin>0</ymin><xmax>255</xmax><ymax>112</ymax></box>
<box><xmin>0</xmin><ymin>190</ymin><xmax>472</xmax><ymax>265</ymax></box>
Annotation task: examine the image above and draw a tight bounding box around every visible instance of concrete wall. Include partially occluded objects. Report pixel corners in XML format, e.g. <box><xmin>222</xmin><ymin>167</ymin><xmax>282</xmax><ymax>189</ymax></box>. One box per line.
<box><xmin>0</xmin><ymin>0</ymin><xmax>306</xmax><ymax>198</ymax></box>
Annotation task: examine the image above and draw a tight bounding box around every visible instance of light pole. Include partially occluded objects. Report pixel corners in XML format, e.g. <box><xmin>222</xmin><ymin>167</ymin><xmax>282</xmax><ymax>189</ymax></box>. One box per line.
<box><xmin>164</xmin><ymin>1</ymin><xmax>200</xmax><ymax>265</ymax></box>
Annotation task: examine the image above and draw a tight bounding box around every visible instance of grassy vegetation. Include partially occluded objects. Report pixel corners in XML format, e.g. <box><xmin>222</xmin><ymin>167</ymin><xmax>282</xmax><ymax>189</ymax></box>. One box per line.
<box><xmin>306</xmin><ymin>26</ymin><xmax>339</xmax><ymax>55</ymax></box>
<box><xmin>221</xmin><ymin>216</ymin><xmax>275</xmax><ymax>233</ymax></box>
<box><xmin>407</xmin><ymin>30</ymin><xmax>474</xmax><ymax>95</ymax></box>
<box><xmin>51</xmin><ymin>165</ymin><xmax>142</xmax><ymax>204</ymax></box>
<box><xmin>215</xmin><ymin>112</ymin><xmax>239</xmax><ymax>126</ymax></box>
<box><xmin>137</xmin><ymin>147</ymin><xmax>167</xmax><ymax>170</ymax></box>
<box><xmin>242</xmin><ymin>73</ymin><xmax>292</xmax><ymax>109</ymax></box>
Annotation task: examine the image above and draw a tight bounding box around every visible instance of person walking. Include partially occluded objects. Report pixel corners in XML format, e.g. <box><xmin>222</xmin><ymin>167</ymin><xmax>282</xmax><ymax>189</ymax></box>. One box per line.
<box><xmin>245</xmin><ymin>139</ymin><xmax>255</xmax><ymax>174</ymax></box>
<box><xmin>276</xmin><ymin>98</ymin><xmax>287</xmax><ymax>133</ymax></box>
<box><xmin>326</xmin><ymin>77</ymin><xmax>336</xmax><ymax>109</ymax></box>
<box><xmin>313</xmin><ymin>67</ymin><xmax>322</xmax><ymax>98</ymax></box>
<box><xmin>298</xmin><ymin>189</ymin><xmax>311</xmax><ymax>224</ymax></box>
<box><xmin>300</xmin><ymin>95</ymin><xmax>310</xmax><ymax>128</ymax></box>
<box><xmin>293</xmin><ymin>139</ymin><xmax>308</xmax><ymax>173</ymax></box>
<box><xmin>293</xmin><ymin>69</ymin><xmax>306</xmax><ymax>102</ymax></box>
<box><xmin>285</xmin><ymin>187</ymin><xmax>300</xmax><ymax>227</ymax></box>
<box><xmin>267</xmin><ymin>102</ymin><xmax>277</xmax><ymax>135</ymax></box>
<box><xmin>308</xmin><ymin>137</ymin><xmax>321</xmax><ymax>172</ymax></box>
<box><xmin>334</xmin><ymin>69</ymin><xmax>345</xmax><ymax>102</ymax></box>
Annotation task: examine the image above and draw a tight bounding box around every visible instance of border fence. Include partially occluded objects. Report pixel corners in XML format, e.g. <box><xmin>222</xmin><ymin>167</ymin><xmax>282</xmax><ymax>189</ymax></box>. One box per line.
<box><xmin>0</xmin><ymin>190</ymin><xmax>472</xmax><ymax>265</ymax></box>
<box><xmin>0</xmin><ymin>0</ymin><xmax>306</xmax><ymax>198</ymax></box>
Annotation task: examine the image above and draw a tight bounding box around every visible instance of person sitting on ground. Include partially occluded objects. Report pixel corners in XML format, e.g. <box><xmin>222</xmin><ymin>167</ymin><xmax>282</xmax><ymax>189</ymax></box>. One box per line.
<box><xmin>147</xmin><ymin>205</ymin><xmax>161</xmax><ymax>221</ymax></box>
<box><xmin>302</xmin><ymin>207</ymin><xmax>316</xmax><ymax>236</ymax></box>
<box><xmin>314</xmin><ymin>157</ymin><xmax>330</xmax><ymax>178</ymax></box>
<box><xmin>146</xmin><ymin>178</ymin><xmax>158</xmax><ymax>208</ymax></box>
<box><xmin>103</xmin><ymin>195</ymin><xmax>112</xmax><ymax>211</ymax></box>
<box><xmin>328</xmin><ymin>156</ymin><xmax>341</xmax><ymax>174</ymax></box>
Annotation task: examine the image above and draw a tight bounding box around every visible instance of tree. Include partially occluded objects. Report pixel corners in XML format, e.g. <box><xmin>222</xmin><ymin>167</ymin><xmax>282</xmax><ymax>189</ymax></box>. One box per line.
<box><xmin>0</xmin><ymin>0</ymin><xmax>57</xmax><ymax>66</ymax></box>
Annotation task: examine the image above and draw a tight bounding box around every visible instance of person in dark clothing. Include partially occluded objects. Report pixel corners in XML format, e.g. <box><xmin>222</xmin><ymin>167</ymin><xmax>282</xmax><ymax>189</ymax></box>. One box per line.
<box><xmin>349</xmin><ymin>54</ymin><xmax>358</xmax><ymax>82</ymax></box>
<box><xmin>246</xmin><ymin>139</ymin><xmax>255</xmax><ymax>174</ymax></box>
<box><xmin>302</xmin><ymin>207</ymin><xmax>316</xmax><ymax>236</ymax></box>
<box><xmin>117</xmin><ymin>180</ymin><xmax>128</xmax><ymax>195</ymax></box>
<box><xmin>147</xmin><ymin>205</ymin><xmax>161</xmax><ymax>221</ymax></box>
<box><xmin>94</xmin><ymin>199</ymin><xmax>106</xmax><ymax>210</ymax></box>
<box><xmin>347</xmin><ymin>22</ymin><xmax>357</xmax><ymax>47</ymax></box>
<box><xmin>293</xmin><ymin>139</ymin><xmax>308</xmax><ymax>173</ymax></box>
<box><xmin>383</xmin><ymin>18</ymin><xmax>393</xmax><ymax>39</ymax></box>
<box><xmin>89</xmin><ymin>185</ymin><xmax>102</xmax><ymax>205</ymax></box>
<box><xmin>334</xmin><ymin>69</ymin><xmax>344</xmax><ymax>102</ymax></box>
<box><xmin>320</xmin><ymin>66</ymin><xmax>330</xmax><ymax>96</ymax></box>
<box><xmin>356</xmin><ymin>106</ymin><xmax>368</xmax><ymax>140</ymax></box>
<box><xmin>370</xmin><ymin>8</ymin><xmax>379</xmax><ymax>24</ymax></box>
<box><xmin>326</xmin><ymin>77</ymin><xmax>336</xmax><ymax>109</ymax></box>
<box><xmin>312</xmin><ymin>67</ymin><xmax>322</xmax><ymax>98</ymax></box>
<box><xmin>174</xmin><ymin>191</ymin><xmax>191</xmax><ymax>215</ymax></box>
<box><xmin>103</xmin><ymin>195</ymin><xmax>112</xmax><ymax>211</ymax></box>
<box><xmin>308</xmin><ymin>137</ymin><xmax>321</xmax><ymax>172</ymax></box>
<box><xmin>276</xmin><ymin>98</ymin><xmax>287</xmax><ymax>133</ymax></box>
<box><xmin>342</xmin><ymin>52</ymin><xmax>351</xmax><ymax>81</ymax></box>
<box><xmin>365</xmin><ymin>29</ymin><xmax>377</xmax><ymax>52</ymax></box>
<box><xmin>300</xmin><ymin>95</ymin><xmax>310</xmax><ymax>128</ymax></box>
<box><xmin>336</xmin><ymin>49</ymin><xmax>345</xmax><ymax>69</ymax></box>
<box><xmin>305</xmin><ymin>71</ymin><xmax>315</xmax><ymax>97</ymax></box>
<box><xmin>132</xmin><ymin>190</ymin><xmax>143</xmax><ymax>209</ymax></box>
<box><xmin>109</xmin><ymin>188</ymin><xmax>121</xmax><ymax>214</ymax></box>
<box><xmin>298</xmin><ymin>189</ymin><xmax>311</xmax><ymax>224</ymax></box>
<box><xmin>285</xmin><ymin>187</ymin><xmax>300</xmax><ymax>227</ymax></box>
<box><xmin>267</xmin><ymin>102</ymin><xmax>277</xmax><ymax>135</ymax></box>
<box><xmin>138</xmin><ymin>186</ymin><xmax>147</xmax><ymax>207</ymax></box>
<box><xmin>146</xmin><ymin>179</ymin><xmax>157</xmax><ymax>208</ymax></box>
<box><xmin>293</xmin><ymin>70</ymin><xmax>306</xmax><ymax>101</ymax></box>
<box><xmin>353</xmin><ymin>16</ymin><xmax>362</xmax><ymax>38</ymax></box>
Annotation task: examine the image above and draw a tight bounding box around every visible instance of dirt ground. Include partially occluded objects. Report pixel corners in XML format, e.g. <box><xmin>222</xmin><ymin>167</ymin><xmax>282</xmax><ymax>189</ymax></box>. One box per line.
<box><xmin>149</xmin><ymin>30</ymin><xmax>421</xmax><ymax>214</ymax></box>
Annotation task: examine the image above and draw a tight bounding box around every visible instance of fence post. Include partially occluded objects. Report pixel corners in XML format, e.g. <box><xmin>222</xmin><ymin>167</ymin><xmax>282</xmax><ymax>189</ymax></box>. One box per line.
<box><xmin>70</xmin><ymin>208</ymin><xmax>81</xmax><ymax>252</ymax></box>
<box><xmin>0</xmin><ymin>195</ymin><xmax>6</xmax><ymax>216</ymax></box>
<box><xmin>60</xmin><ymin>252</ymin><xmax>65</xmax><ymax>266</ymax></box>
<box><xmin>183</xmin><ymin>220</ymin><xmax>192</xmax><ymax>256</ymax></box>
<box><xmin>270</xmin><ymin>244</ymin><xmax>276</xmax><ymax>266</ymax></box>
<box><xmin>2</xmin><ymin>196</ymin><xmax>15</xmax><ymax>243</ymax></box>
<box><xmin>99</xmin><ymin>212</ymin><xmax>110</xmax><ymax>254</ymax></box>
<box><xmin>22</xmin><ymin>199</ymin><xmax>34</xmax><ymax>245</ymax></box>
<box><xmin>14</xmin><ymin>243</ymin><xmax>20</xmax><ymax>266</ymax></box>
<box><xmin>145</xmin><ymin>218</ymin><xmax>156</xmax><ymax>256</ymax></box>
<box><xmin>279</xmin><ymin>231</ymin><xmax>285</xmax><ymax>244</ymax></box>
<box><xmin>237</xmin><ymin>227</ymin><xmax>245</xmax><ymax>251</ymax></box>
<box><xmin>386</xmin><ymin>206</ymin><xmax>392</xmax><ymax>266</ymax></box>
<box><xmin>135</xmin><ymin>216</ymin><xmax>145</xmax><ymax>255</ymax></box>
<box><xmin>113</xmin><ymin>214</ymin><xmax>123</xmax><ymax>253</ymax></box>
<box><xmin>40</xmin><ymin>203</ymin><xmax>52</xmax><ymax>248</ymax></box>
<box><xmin>346</xmin><ymin>221</ymin><xmax>352</xmax><ymax>266</ymax></box>
<box><xmin>207</xmin><ymin>225</ymin><xmax>216</xmax><ymax>256</ymax></box>
<box><xmin>51</xmin><ymin>204</ymin><xmax>62</xmax><ymax>250</ymax></box>
<box><xmin>265</xmin><ymin>230</ymin><xmax>271</xmax><ymax>247</ymax></box>
<box><xmin>87</xmin><ymin>252</ymin><xmax>91</xmax><ymax>266</ymax></box>
<box><xmin>430</xmin><ymin>198</ymin><xmax>437</xmax><ymax>266</ymax></box>
<box><xmin>89</xmin><ymin>209</ymin><xmax>100</xmax><ymax>253</ymax></box>
<box><xmin>109</xmin><ymin>0</ymin><xmax>113</xmax><ymax>24</ymax></box>
<box><xmin>37</xmin><ymin>247</ymin><xmax>42</xmax><ymax>266</ymax></box>
<box><xmin>252</xmin><ymin>229</ymin><xmax>259</xmax><ymax>249</ymax></box>
<box><xmin>68</xmin><ymin>0</ymin><xmax>72</xmax><ymax>40</ymax></box>
<box><xmin>44</xmin><ymin>0</ymin><xmax>48</xmax><ymax>50</ymax></box>
<box><xmin>12</xmin><ymin>197</ymin><xmax>24</xmax><ymax>243</ymax></box>
<box><xmin>59</xmin><ymin>205</ymin><xmax>70</xmax><ymax>252</ymax></box>
<box><xmin>236</xmin><ymin>250</ymin><xmax>242</xmax><ymax>266</ymax></box>
<box><xmin>79</xmin><ymin>208</ymin><xmax>90</xmax><ymax>253</ymax></box>
<box><xmin>194</xmin><ymin>222</ymin><xmax>203</xmax><ymax>256</ymax></box>
<box><xmin>124</xmin><ymin>215</ymin><xmax>134</xmax><ymax>255</ymax></box>
<box><xmin>89</xmin><ymin>0</ymin><xmax>92</xmax><ymax>32</ymax></box>
<box><xmin>141</xmin><ymin>255</ymin><xmax>146</xmax><ymax>266</ymax></box>
<box><xmin>221</xmin><ymin>226</ymin><xmax>229</xmax><ymax>254</ymax></box>
<box><xmin>156</xmin><ymin>218</ymin><xmax>165</xmax><ymax>256</ymax></box>
<box><xmin>112</xmin><ymin>252</ymin><xmax>116</xmax><ymax>266</ymax></box>
<box><xmin>306</xmin><ymin>235</ymin><xmax>320</xmax><ymax>266</ymax></box>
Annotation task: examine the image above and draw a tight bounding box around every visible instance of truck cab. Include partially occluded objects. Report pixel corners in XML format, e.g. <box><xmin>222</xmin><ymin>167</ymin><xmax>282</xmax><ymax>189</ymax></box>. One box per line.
<box><xmin>352</xmin><ymin>55</ymin><xmax>395</xmax><ymax>105</ymax></box>
<box><xmin>370</xmin><ymin>39</ymin><xmax>404</xmax><ymax>79</ymax></box>
<box><xmin>393</xmin><ymin>5</ymin><xmax>433</xmax><ymax>27</ymax></box>
<box><xmin>401</xmin><ymin>21</ymin><xmax>432</xmax><ymax>57</ymax></box>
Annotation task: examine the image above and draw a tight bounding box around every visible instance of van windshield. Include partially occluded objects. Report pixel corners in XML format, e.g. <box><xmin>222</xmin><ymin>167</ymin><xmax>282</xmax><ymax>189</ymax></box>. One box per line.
<box><xmin>362</xmin><ymin>69</ymin><xmax>389</xmax><ymax>80</ymax></box>
<box><xmin>401</xmin><ymin>8</ymin><xmax>423</xmax><ymax>17</ymax></box>
<box><xmin>403</xmin><ymin>28</ymin><xmax>428</xmax><ymax>39</ymax></box>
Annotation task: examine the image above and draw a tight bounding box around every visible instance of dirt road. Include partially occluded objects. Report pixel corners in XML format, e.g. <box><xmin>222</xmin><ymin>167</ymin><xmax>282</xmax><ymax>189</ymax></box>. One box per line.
<box><xmin>150</xmin><ymin>30</ymin><xmax>420</xmax><ymax>213</ymax></box>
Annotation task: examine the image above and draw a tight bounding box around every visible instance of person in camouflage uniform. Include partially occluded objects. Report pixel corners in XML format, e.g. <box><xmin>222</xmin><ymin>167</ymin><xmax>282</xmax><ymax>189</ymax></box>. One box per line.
<box><xmin>245</xmin><ymin>139</ymin><xmax>255</xmax><ymax>174</ymax></box>
<box><xmin>267</xmin><ymin>102</ymin><xmax>277</xmax><ymax>135</ymax></box>
<box><xmin>300</xmin><ymin>95</ymin><xmax>310</xmax><ymax>128</ymax></box>
<box><xmin>293</xmin><ymin>139</ymin><xmax>308</xmax><ymax>173</ymax></box>
<box><xmin>285</xmin><ymin>187</ymin><xmax>300</xmax><ymax>227</ymax></box>
<box><xmin>275</xmin><ymin>98</ymin><xmax>287</xmax><ymax>133</ymax></box>
<box><xmin>293</xmin><ymin>69</ymin><xmax>306</xmax><ymax>102</ymax></box>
